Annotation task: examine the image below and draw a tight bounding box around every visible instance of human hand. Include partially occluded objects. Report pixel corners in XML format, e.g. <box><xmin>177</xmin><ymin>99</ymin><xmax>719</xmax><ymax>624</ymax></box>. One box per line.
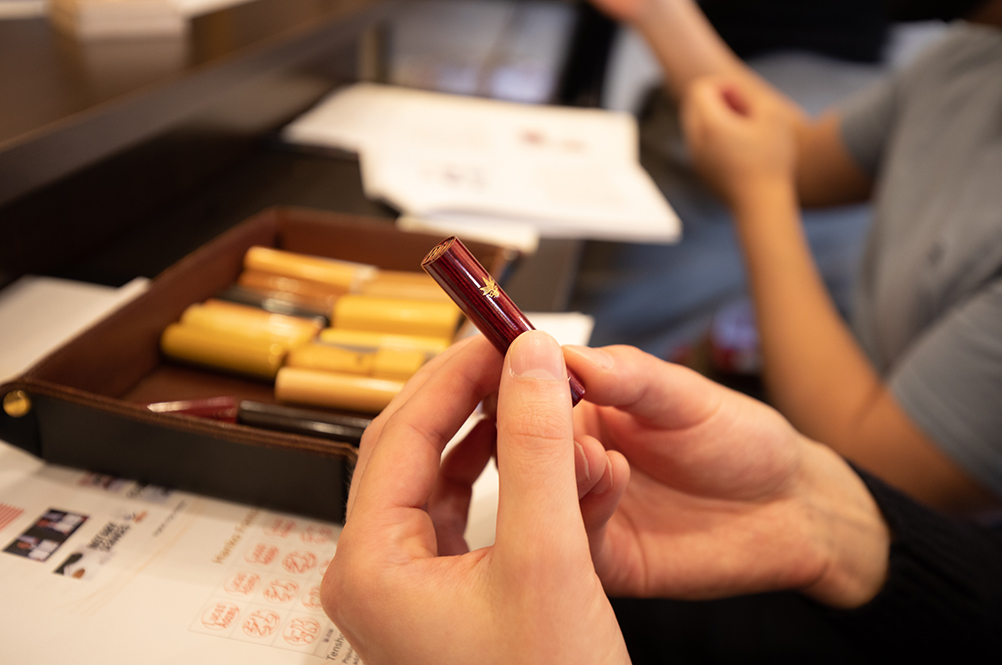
<box><xmin>563</xmin><ymin>344</ymin><xmax>890</xmax><ymax>609</ymax></box>
<box><xmin>681</xmin><ymin>76</ymin><xmax>798</xmax><ymax>211</ymax></box>
<box><xmin>321</xmin><ymin>332</ymin><xmax>631</xmax><ymax>665</ymax></box>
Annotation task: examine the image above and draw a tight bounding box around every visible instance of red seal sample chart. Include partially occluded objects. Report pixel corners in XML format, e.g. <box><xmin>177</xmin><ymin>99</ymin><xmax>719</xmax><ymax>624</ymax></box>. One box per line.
<box><xmin>189</xmin><ymin>512</ymin><xmax>357</xmax><ymax>660</ymax></box>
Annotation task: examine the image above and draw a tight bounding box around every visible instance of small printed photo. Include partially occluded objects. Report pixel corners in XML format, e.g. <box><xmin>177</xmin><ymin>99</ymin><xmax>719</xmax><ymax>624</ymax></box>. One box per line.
<box><xmin>53</xmin><ymin>548</ymin><xmax>113</xmax><ymax>581</ymax></box>
<box><xmin>3</xmin><ymin>508</ymin><xmax>88</xmax><ymax>563</ymax></box>
<box><xmin>37</xmin><ymin>539</ymin><xmax>59</xmax><ymax>553</ymax></box>
<box><xmin>29</xmin><ymin>541</ymin><xmax>60</xmax><ymax>561</ymax></box>
<box><xmin>7</xmin><ymin>535</ymin><xmax>38</xmax><ymax>555</ymax></box>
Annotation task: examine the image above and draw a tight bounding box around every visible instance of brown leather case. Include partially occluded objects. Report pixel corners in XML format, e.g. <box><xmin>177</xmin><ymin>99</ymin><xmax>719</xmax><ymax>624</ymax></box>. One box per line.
<box><xmin>0</xmin><ymin>207</ymin><xmax>513</xmax><ymax>522</ymax></box>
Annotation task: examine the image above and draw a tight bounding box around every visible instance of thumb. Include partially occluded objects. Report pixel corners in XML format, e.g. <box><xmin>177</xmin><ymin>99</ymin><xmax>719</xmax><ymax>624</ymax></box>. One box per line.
<box><xmin>493</xmin><ymin>331</ymin><xmax>585</xmax><ymax>555</ymax></box>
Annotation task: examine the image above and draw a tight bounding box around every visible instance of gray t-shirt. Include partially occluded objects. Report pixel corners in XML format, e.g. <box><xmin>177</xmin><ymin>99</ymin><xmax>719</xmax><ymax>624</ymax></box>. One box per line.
<box><xmin>840</xmin><ymin>22</ymin><xmax>1002</xmax><ymax>493</ymax></box>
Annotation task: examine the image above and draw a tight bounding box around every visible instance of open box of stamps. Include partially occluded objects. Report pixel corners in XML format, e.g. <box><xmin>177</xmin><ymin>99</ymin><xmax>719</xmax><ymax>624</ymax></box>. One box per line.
<box><xmin>0</xmin><ymin>207</ymin><xmax>513</xmax><ymax>522</ymax></box>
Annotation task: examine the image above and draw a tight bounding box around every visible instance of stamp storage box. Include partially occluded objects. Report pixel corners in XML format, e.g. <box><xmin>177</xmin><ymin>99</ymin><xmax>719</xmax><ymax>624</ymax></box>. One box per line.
<box><xmin>0</xmin><ymin>207</ymin><xmax>512</xmax><ymax>522</ymax></box>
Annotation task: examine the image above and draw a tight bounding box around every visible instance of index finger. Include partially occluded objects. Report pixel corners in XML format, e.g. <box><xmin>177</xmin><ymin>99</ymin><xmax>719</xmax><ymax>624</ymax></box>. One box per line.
<box><xmin>348</xmin><ymin>335</ymin><xmax>504</xmax><ymax>524</ymax></box>
<box><xmin>564</xmin><ymin>344</ymin><xmax>723</xmax><ymax>431</ymax></box>
<box><xmin>346</xmin><ymin>335</ymin><xmax>478</xmax><ymax>519</ymax></box>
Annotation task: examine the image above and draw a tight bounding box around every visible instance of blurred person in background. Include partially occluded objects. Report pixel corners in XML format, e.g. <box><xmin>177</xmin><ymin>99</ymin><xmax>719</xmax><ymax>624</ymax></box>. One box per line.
<box><xmin>580</xmin><ymin>0</ymin><xmax>1002</xmax><ymax>513</ymax></box>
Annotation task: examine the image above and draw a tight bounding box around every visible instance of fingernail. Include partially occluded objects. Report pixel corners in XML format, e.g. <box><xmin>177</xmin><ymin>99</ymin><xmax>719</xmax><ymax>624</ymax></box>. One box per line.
<box><xmin>591</xmin><ymin>457</ymin><xmax>613</xmax><ymax>495</ymax></box>
<box><xmin>575</xmin><ymin>441</ymin><xmax>591</xmax><ymax>486</ymax></box>
<box><xmin>509</xmin><ymin>331</ymin><xmax>563</xmax><ymax>380</ymax></box>
<box><xmin>565</xmin><ymin>345</ymin><xmax>614</xmax><ymax>370</ymax></box>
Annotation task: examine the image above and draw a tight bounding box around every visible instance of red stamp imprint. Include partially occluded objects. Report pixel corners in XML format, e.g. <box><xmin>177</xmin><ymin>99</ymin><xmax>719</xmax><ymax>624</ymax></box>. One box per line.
<box><xmin>201</xmin><ymin>602</ymin><xmax>240</xmax><ymax>630</ymax></box>
<box><xmin>301</xmin><ymin>584</ymin><xmax>322</xmax><ymax>610</ymax></box>
<box><xmin>242</xmin><ymin>609</ymin><xmax>281</xmax><ymax>638</ymax></box>
<box><xmin>224</xmin><ymin>571</ymin><xmax>261</xmax><ymax>596</ymax></box>
<box><xmin>299</xmin><ymin>524</ymin><xmax>334</xmax><ymax>545</ymax></box>
<box><xmin>281</xmin><ymin>550</ymin><xmax>317</xmax><ymax>574</ymax></box>
<box><xmin>283</xmin><ymin>617</ymin><xmax>321</xmax><ymax>645</ymax></box>
<box><xmin>263</xmin><ymin>579</ymin><xmax>300</xmax><ymax>603</ymax></box>
<box><xmin>264</xmin><ymin>518</ymin><xmax>296</xmax><ymax>538</ymax></box>
<box><xmin>244</xmin><ymin>543</ymin><xmax>279</xmax><ymax>566</ymax></box>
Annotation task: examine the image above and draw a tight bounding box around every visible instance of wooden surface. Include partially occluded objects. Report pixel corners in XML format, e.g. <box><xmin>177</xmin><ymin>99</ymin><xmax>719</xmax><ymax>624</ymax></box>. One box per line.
<box><xmin>0</xmin><ymin>0</ymin><xmax>385</xmax><ymax>205</ymax></box>
<box><xmin>0</xmin><ymin>0</ymin><xmax>391</xmax><ymax>285</ymax></box>
<box><xmin>0</xmin><ymin>0</ymin><xmax>584</xmax><ymax>312</ymax></box>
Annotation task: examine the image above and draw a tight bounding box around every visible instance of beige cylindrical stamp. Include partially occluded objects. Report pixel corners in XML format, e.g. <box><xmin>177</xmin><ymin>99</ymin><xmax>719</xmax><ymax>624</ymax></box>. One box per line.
<box><xmin>318</xmin><ymin>328</ymin><xmax>450</xmax><ymax>355</ymax></box>
<box><xmin>180</xmin><ymin>302</ymin><xmax>318</xmax><ymax>348</ymax></box>
<box><xmin>275</xmin><ymin>367</ymin><xmax>404</xmax><ymax>413</ymax></box>
<box><xmin>285</xmin><ymin>344</ymin><xmax>374</xmax><ymax>376</ymax></box>
<box><xmin>331</xmin><ymin>295</ymin><xmax>461</xmax><ymax>338</ymax></box>
<box><xmin>285</xmin><ymin>344</ymin><xmax>425</xmax><ymax>381</ymax></box>
<box><xmin>160</xmin><ymin>323</ymin><xmax>287</xmax><ymax>379</ymax></box>
<box><xmin>244</xmin><ymin>246</ymin><xmax>378</xmax><ymax>293</ymax></box>
<box><xmin>238</xmin><ymin>270</ymin><xmax>341</xmax><ymax>309</ymax></box>
<box><xmin>369</xmin><ymin>348</ymin><xmax>426</xmax><ymax>380</ymax></box>
<box><xmin>199</xmin><ymin>299</ymin><xmax>323</xmax><ymax>335</ymax></box>
<box><xmin>356</xmin><ymin>270</ymin><xmax>452</xmax><ymax>301</ymax></box>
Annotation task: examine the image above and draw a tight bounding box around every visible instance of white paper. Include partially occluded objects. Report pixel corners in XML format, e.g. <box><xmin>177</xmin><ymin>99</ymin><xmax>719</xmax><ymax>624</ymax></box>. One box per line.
<box><xmin>0</xmin><ymin>448</ymin><xmax>360</xmax><ymax>663</ymax></box>
<box><xmin>0</xmin><ymin>276</ymin><xmax>149</xmax><ymax>383</ymax></box>
<box><xmin>397</xmin><ymin>214</ymin><xmax>540</xmax><ymax>254</ymax></box>
<box><xmin>283</xmin><ymin>83</ymin><xmax>681</xmax><ymax>244</ymax></box>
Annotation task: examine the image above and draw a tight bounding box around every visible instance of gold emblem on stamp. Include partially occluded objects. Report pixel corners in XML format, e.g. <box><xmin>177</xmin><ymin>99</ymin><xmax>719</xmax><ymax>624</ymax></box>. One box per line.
<box><xmin>479</xmin><ymin>277</ymin><xmax>500</xmax><ymax>298</ymax></box>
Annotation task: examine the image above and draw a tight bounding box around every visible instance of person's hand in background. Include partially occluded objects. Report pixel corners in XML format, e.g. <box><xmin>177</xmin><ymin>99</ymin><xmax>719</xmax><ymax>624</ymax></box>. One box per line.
<box><xmin>681</xmin><ymin>76</ymin><xmax>797</xmax><ymax>212</ymax></box>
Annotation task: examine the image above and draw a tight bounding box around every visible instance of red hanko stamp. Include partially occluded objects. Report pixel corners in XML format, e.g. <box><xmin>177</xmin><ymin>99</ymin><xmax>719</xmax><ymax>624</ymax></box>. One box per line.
<box><xmin>281</xmin><ymin>550</ymin><xmax>317</xmax><ymax>574</ymax></box>
<box><xmin>201</xmin><ymin>602</ymin><xmax>240</xmax><ymax>630</ymax></box>
<box><xmin>242</xmin><ymin>609</ymin><xmax>281</xmax><ymax>638</ymax></box>
<box><xmin>224</xmin><ymin>571</ymin><xmax>261</xmax><ymax>596</ymax></box>
<box><xmin>263</xmin><ymin>579</ymin><xmax>300</xmax><ymax>603</ymax></box>
<box><xmin>244</xmin><ymin>543</ymin><xmax>279</xmax><ymax>566</ymax></box>
<box><xmin>264</xmin><ymin>518</ymin><xmax>296</xmax><ymax>539</ymax></box>
<box><xmin>283</xmin><ymin>617</ymin><xmax>321</xmax><ymax>645</ymax></box>
<box><xmin>299</xmin><ymin>524</ymin><xmax>334</xmax><ymax>545</ymax></box>
<box><xmin>301</xmin><ymin>584</ymin><xmax>323</xmax><ymax>610</ymax></box>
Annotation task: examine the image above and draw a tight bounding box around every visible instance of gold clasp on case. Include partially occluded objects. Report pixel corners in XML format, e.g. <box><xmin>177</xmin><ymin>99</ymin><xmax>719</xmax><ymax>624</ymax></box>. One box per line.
<box><xmin>3</xmin><ymin>390</ymin><xmax>32</xmax><ymax>418</ymax></box>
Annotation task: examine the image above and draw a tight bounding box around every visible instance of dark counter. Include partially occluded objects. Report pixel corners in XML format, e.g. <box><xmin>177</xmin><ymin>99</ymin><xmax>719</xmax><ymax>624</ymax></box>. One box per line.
<box><xmin>0</xmin><ymin>0</ymin><xmax>390</xmax><ymax>284</ymax></box>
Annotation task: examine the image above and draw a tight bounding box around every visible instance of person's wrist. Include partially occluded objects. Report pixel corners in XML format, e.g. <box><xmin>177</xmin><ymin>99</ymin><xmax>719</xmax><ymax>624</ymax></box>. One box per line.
<box><xmin>727</xmin><ymin>172</ymin><xmax>796</xmax><ymax>219</ymax></box>
<box><xmin>795</xmin><ymin>440</ymin><xmax>890</xmax><ymax>609</ymax></box>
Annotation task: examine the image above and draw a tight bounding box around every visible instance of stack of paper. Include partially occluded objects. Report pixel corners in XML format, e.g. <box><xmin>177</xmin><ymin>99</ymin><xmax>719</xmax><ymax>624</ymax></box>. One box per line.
<box><xmin>283</xmin><ymin>83</ymin><xmax>682</xmax><ymax>245</ymax></box>
<box><xmin>0</xmin><ymin>276</ymin><xmax>149</xmax><ymax>383</ymax></box>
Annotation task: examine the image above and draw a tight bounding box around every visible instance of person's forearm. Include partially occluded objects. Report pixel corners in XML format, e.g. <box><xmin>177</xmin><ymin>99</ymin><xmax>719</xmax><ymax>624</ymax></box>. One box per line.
<box><xmin>630</xmin><ymin>0</ymin><xmax>750</xmax><ymax>98</ymax></box>
<box><xmin>634</xmin><ymin>0</ymin><xmax>863</xmax><ymax>207</ymax></box>
<box><xmin>630</xmin><ymin>0</ymin><xmax>798</xmax><ymax>113</ymax></box>
<box><xmin>729</xmin><ymin>180</ymin><xmax>993</xmax><ymax>510</ymax></box>
<box><xmin>731</xmin><ymin>178</ymin><xmax>881</xmax><ymax>444</ymax></box>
